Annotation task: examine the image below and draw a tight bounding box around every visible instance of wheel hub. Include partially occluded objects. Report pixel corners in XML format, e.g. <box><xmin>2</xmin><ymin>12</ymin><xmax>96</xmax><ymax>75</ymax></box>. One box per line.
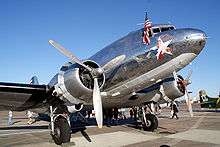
<box><xmin>54</xmin><ymin>127</ymin><xmax>61</xmax><ymax>139</ymax></box>
<box><xmin>145</xmin><ymin>120</ymin><xmax>152</xmax><ymax>127</ymax></box>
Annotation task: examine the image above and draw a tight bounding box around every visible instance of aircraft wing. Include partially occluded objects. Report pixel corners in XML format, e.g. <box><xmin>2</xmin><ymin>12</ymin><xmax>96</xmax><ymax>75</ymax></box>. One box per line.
<box><xmin>0</xmin><ymin>82</ymin><xmax>50</xmax><ymax>111</ymax></box>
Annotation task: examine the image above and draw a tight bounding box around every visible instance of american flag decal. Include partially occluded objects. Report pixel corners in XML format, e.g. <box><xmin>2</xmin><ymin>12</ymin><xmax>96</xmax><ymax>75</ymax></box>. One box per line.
<box><xmin>143</xmin><ymin>12</ymin><xmax>152</xmax><ymax>45</ymax></box>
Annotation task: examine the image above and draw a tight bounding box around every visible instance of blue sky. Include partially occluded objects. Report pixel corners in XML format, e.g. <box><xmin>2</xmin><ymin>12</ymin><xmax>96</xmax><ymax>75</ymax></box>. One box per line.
<box><xmin>1</xmin><ymin>0</ymin><xmax>219</xmax><ymax>97</ymax></box>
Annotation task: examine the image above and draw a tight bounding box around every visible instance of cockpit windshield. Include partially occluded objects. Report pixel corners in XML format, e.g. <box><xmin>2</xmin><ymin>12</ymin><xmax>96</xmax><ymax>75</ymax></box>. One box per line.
<box><xmin>152</xmin><ymin>26</ymin><xmax>175</xmax><ymax>34</ymax></box>
<box><xmin>145</xmin><ymin>24</ymin><xmax>175</xmax><ymax>38</ymax></box>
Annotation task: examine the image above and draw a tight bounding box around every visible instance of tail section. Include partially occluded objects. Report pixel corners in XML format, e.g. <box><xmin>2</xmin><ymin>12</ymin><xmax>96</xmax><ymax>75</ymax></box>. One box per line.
<box><xmin>199</xmin><ymin>90</ymin><xmax>208</xmax><ymax>103</ymax></box>
<box><xmin>29</xmin><ymin>76</ymin><xmax>39</xmax><ymax>85</ymax></box>
<box><xmin>199</xmin><ymin>90</ymin><xmax>220</xmax><ymax>109</ymax></box>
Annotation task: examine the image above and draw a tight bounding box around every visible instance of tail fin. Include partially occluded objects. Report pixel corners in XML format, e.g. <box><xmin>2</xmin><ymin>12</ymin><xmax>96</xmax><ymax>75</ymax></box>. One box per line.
<box><xmin>29</xmin><ymin>76</ymin><xmax>39</xmax><ymax>85</ymax></box>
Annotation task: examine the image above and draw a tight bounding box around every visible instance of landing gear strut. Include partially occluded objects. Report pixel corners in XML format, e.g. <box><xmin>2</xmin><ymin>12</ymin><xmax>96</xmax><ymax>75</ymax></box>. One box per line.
<box><xmin>50</xmin><ymin>106</ymin><xmax>71</xmax><ymax>145</ymax></box>
<box><xmin>141</xmin><ymin>105</ymin><xmax>158</xmax><ymax>131</ymax></box>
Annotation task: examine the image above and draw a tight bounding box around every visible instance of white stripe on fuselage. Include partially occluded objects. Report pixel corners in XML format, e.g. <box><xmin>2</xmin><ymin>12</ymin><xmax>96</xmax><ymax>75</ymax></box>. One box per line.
<box><xmin>105</xmin><ymin>53</ymin><xmax>197</xmax><ymax>106</ymax></box>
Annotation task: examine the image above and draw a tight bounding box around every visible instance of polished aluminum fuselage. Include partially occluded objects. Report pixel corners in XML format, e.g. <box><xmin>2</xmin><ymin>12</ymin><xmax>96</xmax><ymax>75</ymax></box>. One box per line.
<box><xmin>50</xmin><ymin>25</ymin><xmax>206</xmax><ymax>108</ymax></box>
<box><xmin>0</xmin><ymin>24</ymin><xmax>206</xmax><ymax>113</ymax></box>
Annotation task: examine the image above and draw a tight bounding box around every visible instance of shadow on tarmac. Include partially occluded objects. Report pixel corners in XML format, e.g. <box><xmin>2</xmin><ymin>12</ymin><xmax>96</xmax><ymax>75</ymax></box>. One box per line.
<box><xmin>0</xmin><ymin>125</ymin><xmax>49</xmax><ymax>130</ymax></box>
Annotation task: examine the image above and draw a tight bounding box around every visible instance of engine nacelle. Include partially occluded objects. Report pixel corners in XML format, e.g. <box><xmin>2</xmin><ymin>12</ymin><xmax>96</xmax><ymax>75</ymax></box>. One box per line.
<box><xmin>162</xmin><ymin>75</ymin><xmax>185</xmax><ymax>100</ymax></box>
<box><xmin>50</xmin><ymin>60</ymin><xmax>105</xmax><ymax>103</ymax></box>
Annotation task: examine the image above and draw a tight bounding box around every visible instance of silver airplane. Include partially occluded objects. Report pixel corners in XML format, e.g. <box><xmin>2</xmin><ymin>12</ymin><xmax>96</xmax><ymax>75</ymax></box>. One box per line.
<box><xmin>0</xmin><ymin>13</ymin><xmax>206</xmax><ymax>145</ymax></box>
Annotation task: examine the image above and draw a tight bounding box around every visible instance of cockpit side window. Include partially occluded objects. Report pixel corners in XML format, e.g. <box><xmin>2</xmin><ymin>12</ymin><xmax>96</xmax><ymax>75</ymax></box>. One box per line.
<box><xmin>169</xmin><ymin>26</ymin><xmax>175</xmax><ymax>30</ymax></box>
<box><xmin>153</xmin><ymin>28</ymin><xmax>160</xmax><ymax>34</ymax></box>
<box><xmin>161</xmin><ymin>27</ymin><xmax>169</xmax><ymax>32</ymax></box>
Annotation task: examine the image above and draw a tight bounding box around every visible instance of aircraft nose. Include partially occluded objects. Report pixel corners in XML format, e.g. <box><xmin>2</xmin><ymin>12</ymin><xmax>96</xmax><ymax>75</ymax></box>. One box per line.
<box><xmin>185</xmin><ymin>29</ymin><xmax>206</xmax><ymax>54</ymax></box>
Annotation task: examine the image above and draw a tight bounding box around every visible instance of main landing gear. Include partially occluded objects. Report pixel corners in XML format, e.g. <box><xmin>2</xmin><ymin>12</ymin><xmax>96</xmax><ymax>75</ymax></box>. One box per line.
<box><xmin>50</xmin><ymin>106</ymin><xmax>71</xmax><ymax>145</ymax></box>
<box><xmin>140</xmin><ymin>105</ymin><xmax>158</xmax><ymax>131</ymax></box>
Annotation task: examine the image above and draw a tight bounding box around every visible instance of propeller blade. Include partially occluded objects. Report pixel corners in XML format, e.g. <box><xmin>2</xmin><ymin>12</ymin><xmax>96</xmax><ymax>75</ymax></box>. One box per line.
<box><xmin>102</xmin><ymin>55</ymin><xmax>126</xmax><ymax>72</ymax></box>
<box><xmin>48</xmin><ymin>40</ymin><xmax>92</xmax><ymax>72</ymax></box>
<box><xmin>173</xmin><ymin>71</ymin><xmax>179</xmax><ymax>81</ymax></box>
<box><xmin>186</xmin><ymin>69</ymin><xmax>192</xmax><ymax>80</ymax></box>
<box><xmin>184</xmin><ymin>89</ymin><xmax>193</xmax><ymax>117</ymax></box>
<box><xmin>93</xmin><ymin>78</ymin><xmax>103</xmax><ymax>128</ymax></box>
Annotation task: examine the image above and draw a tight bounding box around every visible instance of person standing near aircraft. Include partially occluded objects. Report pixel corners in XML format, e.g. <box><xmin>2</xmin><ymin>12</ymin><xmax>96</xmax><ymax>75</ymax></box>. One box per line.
<box><xmin>27</xmin><ymin>111</ymin><xmax>36</xmax><ymax>124</ymax></box>
<box><xmin>171</xmin><ymin>102</ymin><xmax>179</xmax><ymax>119</ymax></box>
<box><xmin>8</xmin><ymin>110</ymin><xmax>13</xmax><ymax>126</ymax></box>
<box><xmin>133</xmin><ymin>107</ymin><xmax>138</xmax><ymax>121</ymax></box>
<box><xmin>113</xmin><ymin>108</ymin><xmax>119</xmax><ymax>125</ymax></box>
<box><xmin>129</xmin><ymin>108</ymin><xmax>134</xmax><ymax>119</ymax></box>
<box><xmin>86</xmin><ymin>110</ymin><xmax>92</xmax><ymax>119</ymax></box>
<box><xmin>106</xmin><ymin>108</ymin><xmax>113</xmax><ymax>126</ymax></box>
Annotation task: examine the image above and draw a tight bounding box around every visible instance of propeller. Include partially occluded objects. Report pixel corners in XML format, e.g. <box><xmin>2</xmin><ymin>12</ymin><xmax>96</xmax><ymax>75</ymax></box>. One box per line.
<box><xmin>173</xmin><ymin>71</ymin><xmax>193</xmax><ymax>117</ymax></box>
<box><xmin>49</xmin><ymin>40</ymin><xmax>103</xmax><ymax>128</ymax></box>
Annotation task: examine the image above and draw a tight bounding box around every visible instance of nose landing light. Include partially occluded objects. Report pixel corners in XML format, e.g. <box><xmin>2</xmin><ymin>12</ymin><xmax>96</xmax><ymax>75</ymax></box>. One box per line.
<box><xmin>186</xmin><ymin>32</ymin><xmax>206</xmax><ymax>41</ymax></box>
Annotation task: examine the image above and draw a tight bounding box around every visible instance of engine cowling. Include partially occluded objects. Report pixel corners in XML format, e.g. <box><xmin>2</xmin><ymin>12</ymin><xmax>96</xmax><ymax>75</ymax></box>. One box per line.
<box><xmin>65</xmin><ymin>60</ymin><xmax>105</xmax><ymax>97</ymax></box>
<box><xmin>50</xmin><ymin>60</ymin><xmax>105</xmax><ymax>103</ymax></box>
<box><xmin>162</xmin><ymin>75</ymin><xmax>186</xmax><ymax>100</ymax></box>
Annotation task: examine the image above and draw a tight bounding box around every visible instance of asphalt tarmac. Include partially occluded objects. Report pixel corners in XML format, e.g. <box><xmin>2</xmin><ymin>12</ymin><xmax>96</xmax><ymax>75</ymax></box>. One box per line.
<box><xmin>0</xmin><ymin>105</ymin><xmax>220</xmax><ymax>147</ymax></box>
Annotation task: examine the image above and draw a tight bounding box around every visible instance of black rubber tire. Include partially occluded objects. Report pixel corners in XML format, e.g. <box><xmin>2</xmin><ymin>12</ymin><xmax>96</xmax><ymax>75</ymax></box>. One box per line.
<box><xmin>142</xmin><ymin>113</ymin><xmax>158</xmax><ymax>131</ymax></box>
<box><xmin>51</xmin><ymin>117</ymin><xmax>71</xmax><ymax>145</ymax></box>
